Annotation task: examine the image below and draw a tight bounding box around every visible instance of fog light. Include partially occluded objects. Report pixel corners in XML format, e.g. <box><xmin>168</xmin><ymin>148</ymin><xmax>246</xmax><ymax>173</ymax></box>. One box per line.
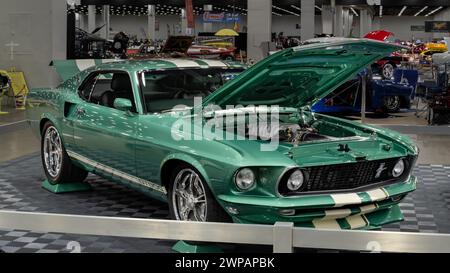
<box><xmin>226</xmin><ymin>206</ymin><xmax>239</xmax><ymax>215</ymax></box>
<box><xmin>287</xmin><ymin>170</ymin><xmax>304</xmax><ymax>191</ymax></box>
<box><xmin>279</xmin><ymin>209</ymin><xmax>295</xmax><ymax>216</ymax></box>
<box><xmin>392</xmin><ymin>159</ymin><xmax>405</xmax><ymax>178</ymax></box>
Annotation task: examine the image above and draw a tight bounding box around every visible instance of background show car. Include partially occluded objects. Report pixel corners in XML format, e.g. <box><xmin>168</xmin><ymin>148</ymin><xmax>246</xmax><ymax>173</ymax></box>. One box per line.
<box><xmin>312</xmin><ymin>68</ymin><xmax>419</xmax><ymax>113</ymax></box>
<box><xmin>364</xmin><ymin>30</ymin><xmax>412</xmax><ymax>79</ymax></box>
<box><xmin>27</xmin><ymin>39</ymin><xmax>418</xmax><ymax>229</ymax></box>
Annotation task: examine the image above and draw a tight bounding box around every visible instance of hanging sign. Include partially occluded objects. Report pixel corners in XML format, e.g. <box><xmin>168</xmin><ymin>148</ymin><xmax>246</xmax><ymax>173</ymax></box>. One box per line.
<box><xmin>425</xmin><ymin>21</ymin><xmax>450</xmax><ymax>33</ymax></box>
<box><xmin>185</xmin><ymin>0</ymin><xmax>195</xmax><ymax>29</ymax></box>
<box><xmin>203</xmin><ymin>12</ymin><xmax>239</xmax><ymax>23</ymax></box>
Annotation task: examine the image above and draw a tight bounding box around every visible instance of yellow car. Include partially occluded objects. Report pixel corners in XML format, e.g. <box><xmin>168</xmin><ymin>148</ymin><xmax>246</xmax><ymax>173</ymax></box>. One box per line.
<box><xmin>201</xmin><ymin>39</ymin><xmax>234</xmax><ymax>49</ymax></box>
<box><xmin>424</xmin><ymin>42</ymin><xmax>447</xmax><ymax>52</ymax></box>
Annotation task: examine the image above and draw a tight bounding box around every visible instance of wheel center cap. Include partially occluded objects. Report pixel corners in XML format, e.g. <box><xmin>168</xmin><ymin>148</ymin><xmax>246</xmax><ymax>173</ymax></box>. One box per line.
<box><xmin>187</xmin><ymin>196</ymin><xmax>195</xmax><ymax>208</ymax></box>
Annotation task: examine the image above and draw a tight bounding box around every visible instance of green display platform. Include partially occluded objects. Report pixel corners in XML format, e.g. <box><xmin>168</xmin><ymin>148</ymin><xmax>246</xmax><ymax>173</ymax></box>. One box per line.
<box><xmin>172</xmin><ymin>241</ymin><xmax>224</xmax><ymax>253</ymax></box>
<box><xmin>42</xmin><ymin>180</ymin><xmax>91</xmax><ymax>193</ymax></box>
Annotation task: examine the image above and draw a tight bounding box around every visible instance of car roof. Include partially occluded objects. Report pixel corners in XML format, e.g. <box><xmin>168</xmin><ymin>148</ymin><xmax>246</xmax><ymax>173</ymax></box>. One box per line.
<box><xmin>93</xmin><ymin>58</ymin><xmax>247</xmax><ymax>72</ymax></box>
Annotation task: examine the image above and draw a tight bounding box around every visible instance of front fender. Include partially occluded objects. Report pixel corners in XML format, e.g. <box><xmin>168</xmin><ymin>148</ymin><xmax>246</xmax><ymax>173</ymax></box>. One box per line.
<box><xmin>160</xmin><ymin>153</ymin><xmax>211</xmax><ymax>187</ymax></box>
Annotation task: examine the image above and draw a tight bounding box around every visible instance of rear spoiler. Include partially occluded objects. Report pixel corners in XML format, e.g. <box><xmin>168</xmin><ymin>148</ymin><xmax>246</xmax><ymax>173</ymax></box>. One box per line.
<box><xmin>49</xmin><ymin>59</ymin><xmax>121</xmax><ymax>82</ymax></box>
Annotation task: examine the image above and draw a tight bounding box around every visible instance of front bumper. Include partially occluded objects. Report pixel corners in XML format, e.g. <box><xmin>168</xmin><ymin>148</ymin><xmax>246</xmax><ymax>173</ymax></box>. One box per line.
<box><xmin>217</xmin><ymin>175</ymin><xmax>417</xmax><ymax>230</ymax></box>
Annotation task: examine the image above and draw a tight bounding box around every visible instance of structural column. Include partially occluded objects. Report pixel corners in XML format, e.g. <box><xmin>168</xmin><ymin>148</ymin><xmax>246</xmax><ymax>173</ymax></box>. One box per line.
<box><xmin>301</xmin><ymin>0</ymin><xmax>315</xmax><ymax>40</ymax></box>
<box><xmin>102</xmin><ymin>5</ymin><xmax>110</xmax><ymax>39</ymax></box>
<box><xmin>321</xmin><ymin>5</ymin><xmax>333</xmax><ymax>35</ymax></box>
<box><xmin>51</xmin><ymin>0</ymin><xmax>67</xmax><ymax>86</ymax></box>
<box><xmin>247</xmin><ymin>0</ymin><xmax>272</xmax><ymax>62</ymax></box>
<box><xmin>203</xmin><ymin>4</ymin><xmax>213</xmax><ymax>32</ymax></box>
<box><xmin>334</xmin><ymin>6</ymin><xmax>343</xmax><ymax>37</ymax></box>
<box><xmin>342</xmin><ymin>8</ymin><xmax>349</xmax><ymax>37</ymax></box>
<box><xmin>180</xmin><ymin>8</ymin><xmax>188</xmax><ymax>35</ymax></box>
<box><xmin>88</xmin><ymin>5</ymin><xmax>96</xmax><ymax>33</ymax></box>
<box><xmin>148</xmin><ymin>5</ymin><xmax>156</xmax><ymax>40</ymax></box>
<box><xmin>359</xmin><ymin>9</ymin><xmax>372</xmax><ymax>37</ymax></box>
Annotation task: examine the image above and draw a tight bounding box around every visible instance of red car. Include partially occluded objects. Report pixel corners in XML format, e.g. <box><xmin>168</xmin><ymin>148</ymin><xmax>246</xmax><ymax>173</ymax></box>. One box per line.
<box><xmin>364</xmin><ymin>30</ymin><xmax>410</xmax><ymax>79</ymax></box>
<box><xmin>186</xmin><ymin>44</ymin><xmax>236</xmax><ymax>60</ymax></box>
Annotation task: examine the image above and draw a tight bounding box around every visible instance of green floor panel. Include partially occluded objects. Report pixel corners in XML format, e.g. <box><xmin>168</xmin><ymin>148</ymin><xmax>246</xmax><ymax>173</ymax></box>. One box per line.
<box><xmin>42</xmin><ymin>180</ymin><xmax>91</xmax><ymax>193</ymax></box>
<box><xmin>172</xmin><ymin>240</ymin><xmax>224</xmax><ymax>253</ymax></box>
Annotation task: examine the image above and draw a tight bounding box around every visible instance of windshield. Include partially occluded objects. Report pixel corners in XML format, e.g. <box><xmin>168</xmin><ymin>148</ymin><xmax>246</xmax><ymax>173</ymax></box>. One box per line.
<box><xmin>140</xmin><ymin>68</ymin><xmax>244</xmax><ymax>113</ymax></box>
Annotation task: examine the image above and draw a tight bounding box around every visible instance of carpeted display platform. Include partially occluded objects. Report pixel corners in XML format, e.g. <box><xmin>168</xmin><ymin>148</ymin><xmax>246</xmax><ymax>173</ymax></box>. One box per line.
<box><xmin>1</xmin><ymin>153</ymin><xmax>450</xmax><ymax>253</ymax></box>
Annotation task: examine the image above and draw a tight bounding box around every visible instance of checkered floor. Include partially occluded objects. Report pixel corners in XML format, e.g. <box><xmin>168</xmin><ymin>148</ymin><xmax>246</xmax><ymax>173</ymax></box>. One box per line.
<box><xmin>1</xmin><ymin>153</ymin><xmax>450</xmax><ymax>253</ymax></box>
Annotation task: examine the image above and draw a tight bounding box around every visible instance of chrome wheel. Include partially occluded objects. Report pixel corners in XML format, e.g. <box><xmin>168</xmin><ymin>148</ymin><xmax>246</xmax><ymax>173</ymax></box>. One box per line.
<box><xmin>43</xmin><ymin>126</ymin><xmax>63</xmax><ymax>178</ymax></box>
<box><xmin>172</xmin><ymin>169</ymin><xmax>207</xmax><ymax>221</ymax></box>
<box><xmin>382</xmin><ymin>63</ymin><xmax>394</xmax><ymax>79</ymax></box>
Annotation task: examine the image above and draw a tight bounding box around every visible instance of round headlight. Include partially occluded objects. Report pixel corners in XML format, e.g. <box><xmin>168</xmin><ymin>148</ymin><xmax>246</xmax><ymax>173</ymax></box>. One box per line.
<box><xmin>287</xmin><ymin>169</ymin><xmax>304</xmax><ymax>191</ymax></box>
<box><xmin>392</xmin><ymin>159</ymin><xmax>405</xmax><ymax>178</ymax></box>
<box><xmin>235</xmin><ymin>168</ymin><xmax>255</xmax><ymax>190</ymax></box>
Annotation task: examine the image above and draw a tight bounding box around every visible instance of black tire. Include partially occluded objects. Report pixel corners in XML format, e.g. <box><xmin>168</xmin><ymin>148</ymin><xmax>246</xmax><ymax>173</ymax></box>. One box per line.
<box><xmin>41</xmin><ymin>121</ymin><xmax>88</xmax><ymax>185</ymax></box>
<box><xmin>168</xmin><ymin>163</ymin><xmax>231</xmax><ymax>223</ymax></box>
<box><xmin>382</xmin><ymin>96</ymin><xmax>401</xmax><ymax>113</ymax></box>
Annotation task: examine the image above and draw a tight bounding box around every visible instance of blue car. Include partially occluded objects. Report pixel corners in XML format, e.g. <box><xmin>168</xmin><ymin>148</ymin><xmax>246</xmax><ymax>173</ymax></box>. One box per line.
<box><xmin>312</xmin><ymin>69</ymin><xmax>419</xmax><ymax>113</ymax></box>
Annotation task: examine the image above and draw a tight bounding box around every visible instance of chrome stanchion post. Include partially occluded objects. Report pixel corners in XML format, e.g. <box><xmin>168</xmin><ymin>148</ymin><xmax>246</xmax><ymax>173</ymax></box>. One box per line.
<box><xmin>273</xmin><ymin>222</ymin><xmax>294</xmax><ymax>253</ymax></box>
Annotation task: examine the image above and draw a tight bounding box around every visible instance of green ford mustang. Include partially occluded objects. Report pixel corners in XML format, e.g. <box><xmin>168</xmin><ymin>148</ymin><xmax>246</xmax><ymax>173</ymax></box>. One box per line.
<box><xmin>26</xmin><ymin>38</ymin><xmax>418</xmax><ymax>229</ymax></box>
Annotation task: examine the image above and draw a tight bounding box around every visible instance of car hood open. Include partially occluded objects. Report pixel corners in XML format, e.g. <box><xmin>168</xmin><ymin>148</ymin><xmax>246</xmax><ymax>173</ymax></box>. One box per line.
<box><xmin>203</xmin><ymin>38</ymin><xmax>403</xmax><ymax>109</ymax></box>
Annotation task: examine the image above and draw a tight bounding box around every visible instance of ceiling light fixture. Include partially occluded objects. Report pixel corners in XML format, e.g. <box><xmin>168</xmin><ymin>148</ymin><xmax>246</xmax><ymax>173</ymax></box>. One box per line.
<box><xmin>350</xmin><ymin>7</ymin><xmax>358</xmax><ymax>17</ymax></box>
<box><xmin>379</xmin><ymin>5</ymin><xmax>383</xmax><ymax>17</ymax></box>
<box><xmin>272</xmin><ymin>5</ymin><xmax>300</xmax><ymax>16</ymax></box>
<box><xmin>425</xmin><ymin>6</ymin><xmax>443</xmax><ymax>16</ymax></box>
<box><xmin>414</xmin><ymin>6</ymin><xmax>428</xmax><ymax>16</ymax></box>
<box><xmin>315</xmin><ymin>5</ymin><xmax>322</xmax><ymax>11</ymax></box>
<box><xmin>290</xmin><ymin>5</ymin><xmax>301</xmax><ymax>12</ymax></box>
<box><xmin>398</xmin><ymin>6</ymin><xmax>407</xmax><ymax>16</ymax></box>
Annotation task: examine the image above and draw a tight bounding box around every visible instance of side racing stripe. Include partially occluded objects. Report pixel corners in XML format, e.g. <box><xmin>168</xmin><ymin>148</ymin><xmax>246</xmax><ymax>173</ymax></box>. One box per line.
<box><xmin>67</xmin><ymin>150</ymin><xmax>167</xmax><ymax>194</ymax></box>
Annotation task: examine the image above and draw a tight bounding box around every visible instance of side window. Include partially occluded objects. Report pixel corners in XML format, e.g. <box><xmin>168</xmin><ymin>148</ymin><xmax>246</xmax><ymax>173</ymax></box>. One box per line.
<box><xmin>78</xmin><ymin>73</ymin><xmax>98</xmax><ymax>101</ymax></box>
<box><xmin>78</xmin><ymin>71</ymin><xmax>136</xmax><ymax>112</ymax></box>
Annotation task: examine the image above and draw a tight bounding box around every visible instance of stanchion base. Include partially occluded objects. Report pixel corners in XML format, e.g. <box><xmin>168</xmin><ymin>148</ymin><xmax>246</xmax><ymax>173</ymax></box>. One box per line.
<box><xmin>172</xmin><ymin>240</ymin><xmax>224</xmax><ymax>253</ymax></box>
<box><xmin>42</xmin><ymin>180</ymin><xmax>91</xmax><ymax>193</ymax></box>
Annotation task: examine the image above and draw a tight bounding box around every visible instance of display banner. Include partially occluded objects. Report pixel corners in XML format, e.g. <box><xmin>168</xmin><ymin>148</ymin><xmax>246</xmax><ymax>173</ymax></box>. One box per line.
<box><xmin>425</xmin><ymin>21</ymin><xmax>450</xmax><ymax>33</ymax></box>
<box><xmin>185</xmin><ymin>0</ymin><xmax>195</xmax><ymax>29</ymax></box>
<box><xmin>203</xmin><ymin>12</ymin><xmax>240</xmax><ymax>23</ymax></box>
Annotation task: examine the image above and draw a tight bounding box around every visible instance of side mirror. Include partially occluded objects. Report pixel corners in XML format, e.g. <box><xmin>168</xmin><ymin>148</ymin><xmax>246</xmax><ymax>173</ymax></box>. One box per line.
<box><xmin>113</xmin><ymin>98</ymin><xmax>133</xmax><ymax>112</ymax></box>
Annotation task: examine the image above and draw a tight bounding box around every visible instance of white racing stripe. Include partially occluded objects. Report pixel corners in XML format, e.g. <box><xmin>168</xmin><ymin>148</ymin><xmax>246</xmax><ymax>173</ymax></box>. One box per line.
<box><xmin>101</xmin><ymin>59</ymin><xmax>120</xmax><ymax>64</ymax></box>
<box><xmin>346</xmin><ymin>215</ymin><xmax>368</xmax><ymax>229</ymax></box>
<box><xmin>359</xmin><ymin>204</ymin><xmax>378</xmax><ymax>214</ymax></box>
<box><xmin>330</xmin><ymin>193</ymin><xmax>362</xmax><ymax>207</ymax></box>
<box><xmin>165</xmin><ymin>59</ymin><xmax>201</xmax><ymax>68</ymax></box>
<box><xmin>323</xmin><ymin>208</ymin><xmax>352</xmax><ymax>220</ymax></box>
<box><xmin>366</xmin><ymin>188</ymin><xmax>389</xmax><ymax>202</ymax></box>
<box><xmin>312</xmin><ymin>219</ymin><xmax>341</xmax><ymax>230</ymax></box>
<box><xmin>200</xmin><ymin>59</ymin><xmax>227</xmax><ymax>67</ymax></box>
<box><xmin>75</xmin><ymin>59</ymin><xmax>96</xmax><ymax>71</ymax></box>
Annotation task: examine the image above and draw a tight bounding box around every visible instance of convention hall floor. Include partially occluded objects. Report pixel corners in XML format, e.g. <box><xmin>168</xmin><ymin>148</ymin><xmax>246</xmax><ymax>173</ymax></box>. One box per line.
<box><xmin>1</xmin><ymin>106</ymin><xmax>450</xmax><ymax>252</ymax></box>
